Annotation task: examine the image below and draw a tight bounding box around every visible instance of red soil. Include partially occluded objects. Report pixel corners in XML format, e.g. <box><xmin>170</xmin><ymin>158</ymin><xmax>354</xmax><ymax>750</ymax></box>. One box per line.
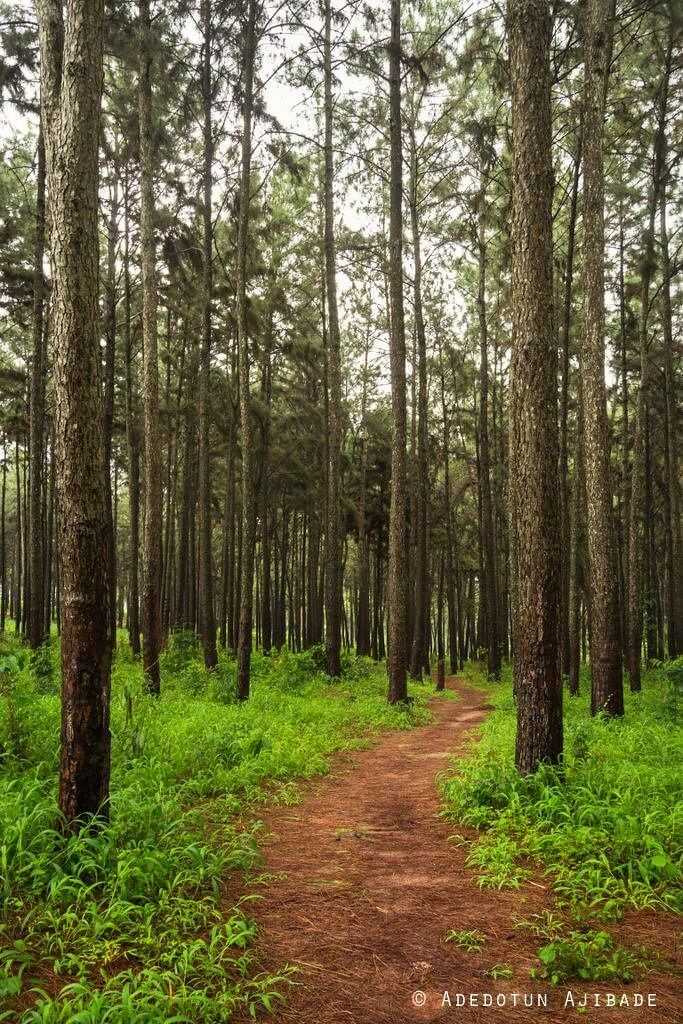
<box><xmin>238</xmin><ymin>679</ymin><xmax>681</xmax><ymax>1024</ymax></box>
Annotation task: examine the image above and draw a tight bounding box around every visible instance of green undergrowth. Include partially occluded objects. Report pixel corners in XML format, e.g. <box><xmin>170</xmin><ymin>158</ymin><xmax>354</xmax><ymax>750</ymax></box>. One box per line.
<box><xmin>0</xmin><ymin>632</ymin><xmax>432</xmax><ymax>1022</ymax></box>
<box><xmin>440</xmin><ymin>659</ymin><xmax>682</xmax><ymax>982</ymax></box>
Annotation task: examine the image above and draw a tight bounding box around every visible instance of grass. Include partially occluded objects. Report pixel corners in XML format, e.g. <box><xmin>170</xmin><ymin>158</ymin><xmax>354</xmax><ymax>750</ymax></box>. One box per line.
<box><xmin>0</xmin><ymin>632</ymin><xmax>432</xmax><ymax>1022</ymax></box>
<box><xmin>444</xmin><ymin>928</ymin><xmax>486</xmax><ymax>952</ymax></box>
<box><xmin>440</xmin><ymin>659</ymin><xmax>682</xmax><ymax>981</ymax></box>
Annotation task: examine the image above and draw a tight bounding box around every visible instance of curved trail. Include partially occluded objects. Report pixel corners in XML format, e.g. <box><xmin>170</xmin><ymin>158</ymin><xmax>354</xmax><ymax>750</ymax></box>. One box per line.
<box><xmin>238</xmin><ymin>679</ymin><xmax>680</xmax><ymax>1024</ymax></box>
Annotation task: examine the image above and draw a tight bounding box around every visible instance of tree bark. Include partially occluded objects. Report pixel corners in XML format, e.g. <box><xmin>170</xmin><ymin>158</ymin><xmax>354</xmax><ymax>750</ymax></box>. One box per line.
<box><xmin>355</xmin><ymin>325</ymin><xmax>371</xmax><ymax>657</ymax></box>
<box><xmin>627</xmin><ymin>32</ymin><xmax>671</xmax><ymax>692</ymax></box>
<box><xmin>138</xmin><ymin>0</ymin><xmax>162</xmax><ymax>694</ymax></box>
<box><xmin>323</xmin><ymin>0</ymin><xmax>343</xmax><ymax>678</ymax></box>
<box><xmin>36</xmin><ymin>0</ymin><xmax>112</xmax><ymax>826</ymax></box>
<box><xmin>475</xmin><ymin>159</ymin><xmax>500</xmax><ymax>681</ymax></box>
<box><xmin>236</xmin><ymin>0</ymin><xmax>258</xmax><ymax>700</ymax></box>
<box><xmin>123</xmin><ymin>170</ymin><xmax>141</xmax><ymax>657</ymax></box>
<box><xmin>659</xmin><ymin>145</ymin><xmax>681</xmax><ymax>658</ymax></box>
<box><xmin>580</xmin><ymin>0</ymin><xmax>623</xmax><ymax>716</ymax></box>
<box><xmin>198</xmin><ymin>0</ymin><xmax>218</xmax><ymax>670</ymax></box>
<box><xmin>28</xmin><ymin>127</ymin><xmax>46</xmax><ymax>649</ymax></box>
<box><xmin>408</xmin><ymin>133</ymin><xmax>430</xmax><ymax>681</ymax></box>
<box><xmin>0</xmin><ymin>437</ymin><xmax>6</xmax><ymax>631</ymax></box>
<box><xmin>103</xmin><ymin>166</ymin><xmax>118</xmax><ymax>649</ymax></box>
<box><xmin>508</xmin><ymin>0</ymin><xmax>562</xmax><ymax>773</ymax></box>
<box><xmin>558</xmin><ymin>123</ymin><xmax>581</xmax><ymax>679</ymax></box>
<box><xmin>386</xmin><ymin>0</ymin><xmax>408</xmax><ymax>704</ymax></box>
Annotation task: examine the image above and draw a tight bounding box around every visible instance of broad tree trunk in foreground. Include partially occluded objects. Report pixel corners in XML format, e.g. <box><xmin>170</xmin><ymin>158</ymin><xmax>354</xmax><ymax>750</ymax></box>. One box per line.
<box><xmin>508</xmin><ymin>0</ymin><xmax>562</xmax><ymax>773</ymax></box>
<box><xmin>36</xmin><ymin>0</ymin><xmax>112</xmax><ymax>826</ymax></box>
<box><xmin>236</xmin><ymin>0</ymin><xmax>258</xmax><ymax>700</ymax></box>
<box><xmin>386</xmin><ymin>0</ymin><xmax>408</xmax><ymax>704</ymax></box>
<box><xmin>139</xmin><ymin>0</ymin><xmax>162</xmax><ymax>694</ymax></box>
<box><xmin>580</xmin><ymin>0</ymin><xmax>623</xmax><ymax>716</ymax></box>
<box><xmin>323</xmin><ymin>0</ymin><xmax>343</xmax><ymax>677</ymax></box>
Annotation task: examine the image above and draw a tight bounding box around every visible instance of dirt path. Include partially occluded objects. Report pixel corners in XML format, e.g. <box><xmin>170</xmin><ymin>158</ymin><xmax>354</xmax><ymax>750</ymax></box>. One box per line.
<box><xmin>239</xmin><ymin>679</ymin><xmax>680</xmax><ymax>1024</ymax></box>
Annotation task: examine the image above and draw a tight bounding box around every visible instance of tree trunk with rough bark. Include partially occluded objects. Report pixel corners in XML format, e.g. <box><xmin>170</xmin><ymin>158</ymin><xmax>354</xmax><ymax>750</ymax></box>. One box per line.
<box><xmin>356</xmin><ymin>326</ymin><xmax>371</xmax><ymax>657</ymax></box>
<box><xmin>476</xmin><ymin>160</ymin><xmax>500</xmax><ymax>681</ymax></box>
<box><xmin>198</xmin><ymin>0</ymin><xmax>218</xmax><ymax>670</ymax></box>
<box><xmin>323</xmin><ymin>0</ymin><xmax>343</xmax><ymax>678</ymax></box>
<box><xmin>236</xmin><ymin>0</ymin><xmax>258</xmax><ymax>700</ymax></box>
<box><xmin>508</xmin><ymin>0</ymin><xmax>562</xmax><ymax>773</ymax></box>
<box><xmin>103</xmin><ymin>168</ymin><xmax>118</xmax><ymax>649</ymax></box>
<box><xmin>627</xmin><ymin>33</ymin><xmax>670</xmax><ymax>692</ymax></box>
<box><xmin>558</xmin><ymin>125</ymin><xmax>581</xmax><ymax>679</ymax></box>
<box><xmin>408</xmin><ymin>134</ymin><xmax>429</xmax><ymax>682</ymax></box>
<box><xmin>123</xmin><ymin>171</ymin><xmax>141</xmax><ymax>657</ymax></box>
<box><xmin>28</xmin><ymin>128</ymin><xmax>46</xmax><ymax>650</ymax></box>
<box><xmin>659</xmin><ymin>147</ymin><xmax>681</xmax><ymax>658</ymax></box>
<box><xmin>386</xmin><ymin>0</ymin><xmax>408</xmax><ymax>704</ymax></box>
<box><xmin>139</xmin><ymin>0</ymin><xmax>162</xmax><ymax>694</ymax></box>
<box><xmin>36</xmin><ymin>0</ymin><xmax>112</xmax><ymax>826</ymax></box>
<box><xmin>580</xmin><ymin>0</ymin><xmax>623</xmax><ymax>716</ymax></box>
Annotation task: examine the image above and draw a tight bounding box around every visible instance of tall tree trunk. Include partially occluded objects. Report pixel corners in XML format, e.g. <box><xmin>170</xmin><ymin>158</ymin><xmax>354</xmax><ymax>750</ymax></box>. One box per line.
<box><xmin>580</xmin><ymin>0</ymin><xmax>623</xmax><ymax>716</ymax></box>
<box><xmin>1</xmin><ymin>437</ymin><xmax>6</xmax><ymax>631</ymax></box>
<box><xmin>508</xmin><ymin>0</ymin><xmax>562</xmax><ymax>773</ymax></box>
<box><xmin>219</xmin><ymin>373</ymin><xmax>236</xmax><ymax>649</ymax></box>
<box><xmin>260</xmin><ymin>306</ymin><xmax>273</xmax><ymax>653</ymax></box>
<box><xmin>355</xmin><ymin>326</ymin><xmax>371</xmax><ymax>656</ymax></box>
<box><xmin>236</xmin><ymin>0</ymin><xmax>258</xmax><ymax>700</ymax></box>
<box><xmin>386</xmin><ymin>0</ymin><xmax>408</xmax><ymax>704</ymax></box>
<box><xmin>436</xmin><ymin>550</ymin><xmax>445</xmax><ymax>690</ymax></box>
<box><xmin>558</xmin><ymin>124</ymin><xmax>581</xmax><ymax>678</ymax></box>
<box><xmin>438</xmin><ymin>338</ymin><xmax>458</xmax><ymax>672</ymax></box>
<box><xmin>618</xmin><ymin>203</ymin><xmax>630</xmax><ymax>659</ymax></box>
<box><xmin>627</xmin><ymin>33</ymin><xmax>671</xmax><ymax>692</ymax></box>
<box><xmin>568</xmin><ymin>374</ymin><xmax>586</xmax><ymax>695</ymax></box>
<box><xmin>14</xmin><ymin>439</ymin><xmax>21</xmax><ymax>635</ymax></box>
<box><xmin>659</xmin><ymin>146</ymin><xmax>681</xmax><ymax>657</ymax></box>
<box><xmin>37</xmin><ymin>0</ymin><xmax>111</xmax><ymax>826</ymax></box>
<box><xmin>139</xmin><ymin>0</ymin><xmax>162</xmax><ymax>694</ymax></box>
<box><xmin>44</xmin><ymin>442</ymin><xmax>55</xmax><ymax>637</ymax></box>
<box><xmin>103</xmin><ymin>168</ymin><xmax>118</xmax><ymax>649</ymax></box>
<box><xmin>323</xmin><ymin>0</ymin><xmax>343</xmax><ymax>678</ymax></box>
<box><xmin>123</xmin><ymin>171</ymin><xmax>141</xmax><ymax>657</ymax></box>
<box><xmin>198</xmin><ymin>0</ymin><xmax>218</xmax><ymax>670</ymax></box>
<box><xmin>408</xmin><ymin>134</ymin><xmax>429</xmax><ymax>681</ymax></box>
<box><xmin>28</xmin><ymin>127</ymin><xmax>46</xmax><ymax>649</ymax></box>
<box><xmin>475</xmin><ymin>159</ymin><xmax>500</xmax><ymax>681</ymax></box>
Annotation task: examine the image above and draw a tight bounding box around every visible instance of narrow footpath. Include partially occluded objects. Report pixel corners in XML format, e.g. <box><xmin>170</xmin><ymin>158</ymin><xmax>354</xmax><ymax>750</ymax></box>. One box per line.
<box><xmin>238</xmin><ymin>680</ymin><xmax>680</xmax><ymax>1024</ymax></box>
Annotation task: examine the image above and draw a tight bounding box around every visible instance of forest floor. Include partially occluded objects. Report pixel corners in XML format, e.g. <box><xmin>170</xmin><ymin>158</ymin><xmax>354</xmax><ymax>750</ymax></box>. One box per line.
<box><xmin>236</xmin><ymin>678</ymin><xmax>681</xmax><ymax>1024</ymax></box>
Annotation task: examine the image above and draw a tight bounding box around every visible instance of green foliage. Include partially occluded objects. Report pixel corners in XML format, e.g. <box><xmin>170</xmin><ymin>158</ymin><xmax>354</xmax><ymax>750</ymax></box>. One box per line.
<box><xmin>440</xmin><ymin>663</ymin><xmax>683</xmax><ymax>919</ymax></box>
<box><xmin>444</xmin><ymin>928</ymin><xmax>486</xmax><ymax>952</ymax></box>
<box><xmin>532</xmin><ymin>929</ymin><xmax>647</xmax><ymax>985</ymax></box>
<box><xmin>0</xmin><ymin>634</ymin><xmax>430</xmax><ymax>1021</ymax></box>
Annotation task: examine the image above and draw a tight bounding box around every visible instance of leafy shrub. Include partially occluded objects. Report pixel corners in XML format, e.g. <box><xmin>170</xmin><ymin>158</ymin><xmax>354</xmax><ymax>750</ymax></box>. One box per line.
<box><xmin>532</xmin><ymin>929</ymin><xmax>647</xmax><ymax>985</ymax></box>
